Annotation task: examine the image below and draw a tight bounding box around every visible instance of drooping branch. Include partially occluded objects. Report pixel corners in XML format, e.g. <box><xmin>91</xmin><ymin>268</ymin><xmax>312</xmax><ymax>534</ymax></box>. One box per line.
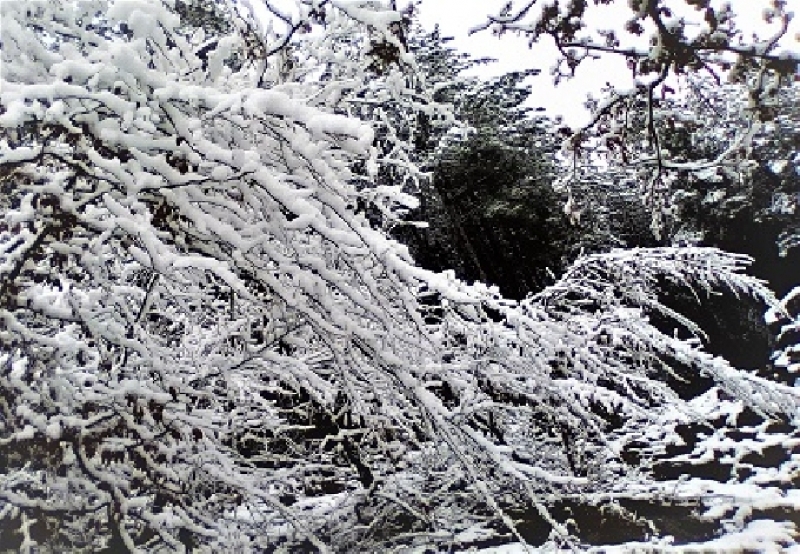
<box><xmin>475</xmin><ymin>0</ymin><xmax>799</xmax><ymax>197</ymax></box>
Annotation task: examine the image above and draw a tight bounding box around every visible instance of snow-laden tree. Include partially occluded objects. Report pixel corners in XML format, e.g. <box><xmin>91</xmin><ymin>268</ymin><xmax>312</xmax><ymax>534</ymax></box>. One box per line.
<box><xmin>2</xmin><ymin>0</ymin><xmax>800</xmax><ymax>551</ymax></box>
<box><xmin>476</xmin><ymin>0</ymin><xmax>799</xmax><ymax>238</ymax></box>
<box><xmin>565</xmin><ymin>76</ymin><xmax>800</xmax><ymax>247</ymax></box>
<box><xmin>396</xmin><ymin>34</ymin><xmax>580</xmax><ymax>299</ymax></box>
<box><xmin>0</xmin><ymin>1</ymin><xmax>432</xmax><ymax>550</ymax></box>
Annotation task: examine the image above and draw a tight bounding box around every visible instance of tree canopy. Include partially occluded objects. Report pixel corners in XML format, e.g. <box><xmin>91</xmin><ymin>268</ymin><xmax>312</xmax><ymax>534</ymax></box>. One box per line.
<box><xmin>1</xmin><ymin>0</ymin><xmax>799</xmax><ymax>552</ymax></box>
<box><xmin>478</xmin><ymin>0</ymin><xmax>799</xmax><ymax>235</ymax></box>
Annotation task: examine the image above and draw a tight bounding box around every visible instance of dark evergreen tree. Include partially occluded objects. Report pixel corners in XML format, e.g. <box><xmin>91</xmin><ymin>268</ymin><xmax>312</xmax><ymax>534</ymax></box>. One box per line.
<box><xmin>424</xmin><ymin>134</ymin><xmax>576</xmax><ymax>299</ymax></box>
<box><xmin>393</xmin><ymin>31</ymin><xmax>582</xmax><ymax>298</ymax></box>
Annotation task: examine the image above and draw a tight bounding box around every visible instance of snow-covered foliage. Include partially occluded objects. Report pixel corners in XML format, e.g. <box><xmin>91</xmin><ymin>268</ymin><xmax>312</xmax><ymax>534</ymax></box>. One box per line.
<box><xmin>477</xmin><ymin>0</ymin><xmax>799</xmax><ymax>240</ymax></box>
<box><xmin>555</xmin><ymin>76</ymin><xmax>800</xmax><ymax>245</ymax></box>
<box><xmin>1</xmin><ymin>0</ymin><xmax>800</xmax><ymax>551</ymax></box>
<box><xmin>768</xmin><ymin>287</ymin><xmax>800</xmax><ymax>384</ymax></box>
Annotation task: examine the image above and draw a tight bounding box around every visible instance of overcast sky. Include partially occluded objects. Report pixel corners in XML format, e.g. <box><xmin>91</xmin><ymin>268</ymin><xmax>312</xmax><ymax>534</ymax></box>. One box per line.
<box><xmin>416</xmin><ymin>0</ymin><xmax>800</xmax><ymax>126</ymax></box>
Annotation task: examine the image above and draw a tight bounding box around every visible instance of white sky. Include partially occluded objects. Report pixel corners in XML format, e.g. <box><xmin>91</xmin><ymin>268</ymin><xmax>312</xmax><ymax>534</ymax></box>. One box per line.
<box><xmin>416</xmin><ymin>0</ymin><xmax>800</xmax><ymax>126</ymax></box>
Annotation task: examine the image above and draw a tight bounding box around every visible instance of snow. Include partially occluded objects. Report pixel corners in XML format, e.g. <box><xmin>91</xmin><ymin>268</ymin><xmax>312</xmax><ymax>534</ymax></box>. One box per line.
<box><xmin>2</xmin><ymin>0</ymin><xmax>799</xmax><ymax>551</ymax></box>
